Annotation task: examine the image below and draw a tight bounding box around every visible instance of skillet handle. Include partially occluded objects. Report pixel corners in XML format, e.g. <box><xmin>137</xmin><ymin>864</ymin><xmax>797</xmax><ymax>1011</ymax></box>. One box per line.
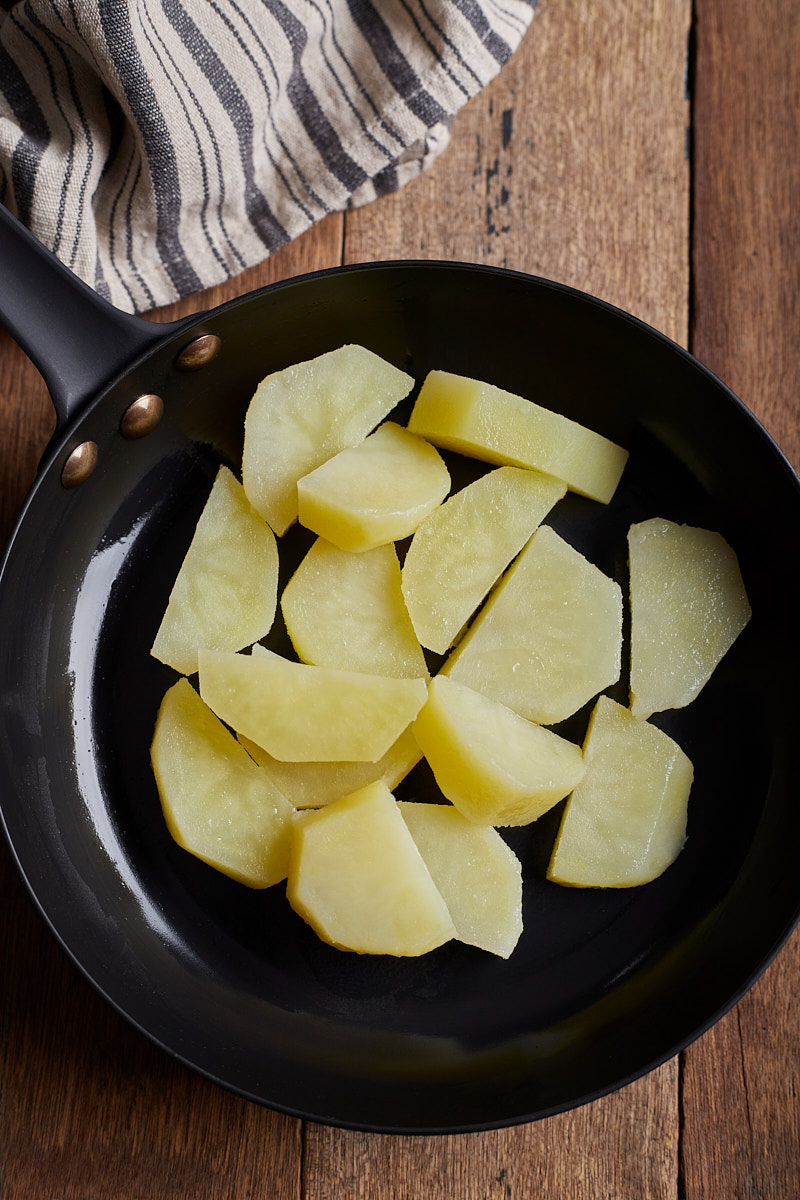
<box><xmin>0</xmin><ymin>204</ymin><xmax>189</xmax><ymax>431</ymax></box>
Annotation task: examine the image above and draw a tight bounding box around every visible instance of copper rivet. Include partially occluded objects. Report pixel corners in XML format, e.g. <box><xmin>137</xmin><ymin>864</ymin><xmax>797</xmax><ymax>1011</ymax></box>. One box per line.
<box><xmin>61</xmin><ymin>441</ymin><xmax>99</xmax><ymax>489</ymax></box>
<box><xmin>175</xmin><ymin>333</ymin><xmax>222</xmax><ymax>372</ymax></box>
<box><xmin>121</xmin><ymin>393</ymin><xmax>164</xmax><ymax>439</ymax></box>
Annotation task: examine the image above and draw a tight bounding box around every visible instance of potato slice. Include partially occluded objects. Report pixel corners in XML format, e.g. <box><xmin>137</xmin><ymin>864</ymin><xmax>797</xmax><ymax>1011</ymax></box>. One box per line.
<box><xmin>547</xmin><ymin>695</ymin><xmax>693</xmax><ymax>887</ymax></box>
<box><xmin>407</xmin><ymin>370</ymin><xmax>629</xmax><ymax>503</ymax></box>
<box><xmin>413</xmin><ymin>676</ymin><xmax>585</xmax><ymax>825</ymax></box>
<box><xmin>239</xmin><ymin>725</ymin><xmax>422</xmax><ymax>808</ymax></box>
<box><xmin>151</xmin><ymin>678</ymin><xmax>293</xmax><ymax>887</ymax></box>
<box><xmin>199</xmin><ymin>646</ymin><xmax>428</xmax><ymax>762</ymax></box>
<box><xmin>296</xmin><ymin>422</ymin><xmax>450</xmax><ymax>552</ymax></box>
<box><xmin>629</xmin><ymin>518</ymin><xmax>752</xmax><ymax>718</ymax></box>
<box><xmin>397</xmin><ymin>802</ymin><xmax>523</xmax><ymax>958</ymax></box>
<box><xmin>402</xmin><ymin>466</ymin><xmax>567</xmax><ymax>653</ymax></box>
<box><xmin>151</xmin><ymin>465</ymin><xmax>279</xmax><ymax>675</ymax></box>
<box><xmin>242</xmin><ymin>345</ymin><xmax>413</xmax><ymax>535</ymax></box>
<box><xmin>287</xmin><ymin>782</ymin><xmax>455</xmax><ymax>955</ymax></box>
<box><xmin>443</xmin><ymin>525</ymin><xmax>622</xmax><ymax>725</ymax></box>
<box><xmin>281</xmin><ymin>538</ymin><xmax>427</xmax><ymax>678</ymax></box>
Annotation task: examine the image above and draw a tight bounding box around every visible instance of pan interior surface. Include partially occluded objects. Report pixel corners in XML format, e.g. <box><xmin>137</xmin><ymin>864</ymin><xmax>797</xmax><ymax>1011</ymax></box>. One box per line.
<box><xmin>1</xmin><ymin>263</ymin><xmax>799</xmax><ymax>1132</ymax></box>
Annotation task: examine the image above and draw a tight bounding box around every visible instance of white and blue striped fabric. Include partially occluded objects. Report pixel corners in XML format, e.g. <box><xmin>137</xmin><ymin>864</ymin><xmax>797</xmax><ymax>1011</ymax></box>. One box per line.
<box><xmin>0</xmin><ymin>0</ymin><xmax>535</xmax><ymax>312</ymax></box>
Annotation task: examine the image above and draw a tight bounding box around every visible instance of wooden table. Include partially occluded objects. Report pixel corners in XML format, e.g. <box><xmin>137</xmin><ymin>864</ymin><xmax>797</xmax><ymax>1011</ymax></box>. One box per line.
<box><xmin>1</xmin><ymin>0</ymin><xmax>798</xmax><ymax>1194</ymax></box>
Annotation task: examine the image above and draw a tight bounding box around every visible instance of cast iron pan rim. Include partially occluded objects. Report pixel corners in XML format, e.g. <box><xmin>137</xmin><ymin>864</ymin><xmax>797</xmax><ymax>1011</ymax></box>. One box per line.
<box><xmin>9</xmin><ymin>256</ymin><xmax>800</xmax><ymax>551</ymax></box>
<box><xmin>216</xmin><ymin>256</ymin><xmax>800</xmax><ymax>489</ymax></box>
<box><xmin>2</xmin><ymin>258</ymin><xmax>800</xmax><ymax>1132</ymax></box>
<box><xmin>1</xmin><ymin>850</ymin><xmax>797</xmax><ymax>1135</ymax></box>
<box><xmin>178</xmin><ymin>908</ymin><xmax>800</xmax><ymax>1135</ymax></box>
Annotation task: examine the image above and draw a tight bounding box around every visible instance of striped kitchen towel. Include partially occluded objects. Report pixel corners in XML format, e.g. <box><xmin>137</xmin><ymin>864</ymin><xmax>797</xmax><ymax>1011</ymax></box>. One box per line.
<box><xmin>0</xmin><ymin>0</ymin><xmax>536</xmax><ymax>313</ymax></box>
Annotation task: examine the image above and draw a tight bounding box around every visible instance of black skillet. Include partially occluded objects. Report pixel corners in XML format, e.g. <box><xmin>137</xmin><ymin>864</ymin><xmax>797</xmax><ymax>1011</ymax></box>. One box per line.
<box><xmin>1</xmin><ymin>203</ymin><xmax>799</xmax><ymax>1133</ymax></box>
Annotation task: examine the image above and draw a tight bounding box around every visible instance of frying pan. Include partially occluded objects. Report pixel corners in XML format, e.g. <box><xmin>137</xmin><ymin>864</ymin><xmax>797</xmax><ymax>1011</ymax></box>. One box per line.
<box><xmin>1</xmin><ymin>202</ymin><xmax>799</xmax><ymax>1134</ymax></box>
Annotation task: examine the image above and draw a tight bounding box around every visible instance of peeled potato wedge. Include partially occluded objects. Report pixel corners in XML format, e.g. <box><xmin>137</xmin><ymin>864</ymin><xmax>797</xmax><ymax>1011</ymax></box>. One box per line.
<box><xmin>402</xmin><ymin>465</ymin><xmax>567</xmax><ymax>654</ymax></box>
<box><xmin>398</xmin><ymin>801</ymin><xmax>523</xmax><ymax>958</ymax></box>
<box><xmin>547</xmin><ymin>695</ymin><xmax>694</xmax><ymax>888</ymax></box>
<box><xmin>151</xmin><ymin>678</ymin><xmax>294</xmax><ymax>887</ymax></box>
<box><xmin>407</xmin><ymin>370</ymin><xmax>629</xmax><ymax>504</ymax></box>
<box><xmin>628</xmin><ymin>518</ymin><xmax>751</xmax><ymax>718</ymax></box>
<box><xmin>242</xmin><ymin>345</ymin><xmax>413</xmax><ymax>535</ymax></box>
<box><xmin>287</xmin><ymin>782</ymin><xmax>455</xmax><ymax>955</ymax></box>
<box><xmin>443</xmin><ymin>525</ymin><xmax>622</xmax><ymax>725</ymax></box>
<box><xmin>281</xmin><ymin>538</ymin><xmax>427</xmax><ymax>678</ymax></box>
<box><xmin>296</xmin><ymin>421</ymin><xmax>450</xmax><ymax>552</ymax></box>
<box><xmin>239</xmin><ymin>725</ymin><xmax>422</xmax><ymax>809</ymax></box>
<box><xmin>199</xmin><ymin>645</ymin><xmax>428</xmax><ymax>762</ymax></box>
<box><xmin>413</xmin><ymin>676</ymin><xmax>585</xmax><ymax>826</ymax></box>
<box><xmin>151</xmin><ymin>465</ymin><xmax>279</xmax><ymax>675</ymax></box>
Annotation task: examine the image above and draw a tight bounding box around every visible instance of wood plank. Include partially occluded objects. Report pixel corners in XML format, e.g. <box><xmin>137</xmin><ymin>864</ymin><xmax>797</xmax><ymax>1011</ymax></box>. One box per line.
<box><xmin>343</xmin><ymin>0</ymin><xmax>691</xmax><ymax>345</ymax></box>
<box><xmin>303</xmin><ymin>1065</ymin><xmax>679</xmax><ymax>1200</ymax></box>
<box><xmin>0</xmin><ymin>327</ymin><xmax>53</xmax><ymax>547</ymax></box>
<box><xmin>307</xmin><ymin>0</ymin><xmax>690</xmax><ymax>1192</ymax></box>
<box><xmin>691</xmin><ymin>0</ymin><xmax>800</xmax><ymax>467</ymax></box>
<box><xmin>680</xmin><ymin>928</ymin><xmax>800</xmax><ymax>1200</ymax></box>
<box><xmin>0</xmin><ymin>881</ymin><xmax>302</xmax><ymax>1200</ymax></box>
<box><xmin>682</xmin><ymin>1</ymin><xmax>800</xmax><ymax>1194</ymax></box>
<box><xmin>0</xmin><ymin>215</ymin><xmax>342</xmax><ymax>1200</ymax></box>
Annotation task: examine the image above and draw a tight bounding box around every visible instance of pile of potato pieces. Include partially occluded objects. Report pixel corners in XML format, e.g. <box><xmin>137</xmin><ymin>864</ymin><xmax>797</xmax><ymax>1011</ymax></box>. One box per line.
<box><xmin>150</xmin><ymin>345</ymin><xmax>751</xmax><ymax>959</ymax></box>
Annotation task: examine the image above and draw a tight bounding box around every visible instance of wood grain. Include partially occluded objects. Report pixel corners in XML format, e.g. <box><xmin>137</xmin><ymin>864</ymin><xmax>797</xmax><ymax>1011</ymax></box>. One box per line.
<box><xmin>691</xmin><ymin>0</ymin><xmax>800</xmax><ymax>467</ymax></box>
<box><xmin>0</xmin><ymin>328</ymin><xmax>52</xmax><ymax>547</ymax></box>
<box><xmin>304</xmin><ymin>1063</ymin><xmax>679</xmax><ymax>1200</ymax></box>
<box><xmin>0</xmin><ymin>886</ymin><xmax>301</xmax><ymax>1200</ymax></box>
<box><xmin>679</xmin><ymin>928</ymin><xmax>800</xmax><ymax>1200</ymax></box>
<box><xmin>344</xmin><ymin>0</ymin><xmax>691</xmax><ymax>343</ymax></box>
<box><xmin>682</xmin><ymin>1</ymin><xmax>800</xmax><ymax>1194</ymax></box>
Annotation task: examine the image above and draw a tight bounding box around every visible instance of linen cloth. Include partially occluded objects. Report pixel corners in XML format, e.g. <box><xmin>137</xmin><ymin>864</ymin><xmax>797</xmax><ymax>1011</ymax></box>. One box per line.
<box><xmin>0</xmin><ymin>0</ymin><xmax>535</xmax><ymax>312</ymax></box>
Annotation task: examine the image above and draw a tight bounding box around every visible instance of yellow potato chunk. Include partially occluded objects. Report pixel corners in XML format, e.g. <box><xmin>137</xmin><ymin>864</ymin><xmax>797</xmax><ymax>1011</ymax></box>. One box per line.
<box><xmin>296</xmin><ymin>422</ymin><xmax>450</xmax><ymax>552</ymax></box>
<box><xmin>407</xmin><ymin>370</ymin><xmax>629</xmax><ymax>503</ymax></box>
<box><xmin>151</xmin><ymin>465</ymin><xmax>278</xmax><ymax>675</ymax></box>
<box><xmin>198</xmin><ymin>646</ymin><xmax>428</xmax><ymax>762</ymax></box>
<box><xmin>397</xmin><ymin>802</ymin><xmax>523</xmax><ymax>958</ymax></box>
<box><xmin>547</xmin><ymin>695</ymin><xmax>694</xmax><ymax>887</ymax></box>
<box><xmin>242</xmin><ymin>345</ymin><xmax>413</xmax><ymax>535</ymax></box>
<box><xmin>629</xmin><ymin>518</ymin><xmax>752</xmax><ymax>719</ymax></box>
<box><xmin>402</xmin><ymin>465</ymin><xmax>567</xmax><ymax>653</ymax></box>
<box><xmin>281</xmin><ymin>538</ymin><xmax>427</xmax><ymax>678</ymax></box>
<box><xmin>443</xmin><ymin>525</ymin><xmax>622</xmax><ymax>725</ymax></box>
<box><xmin>287</xmin><ymin>782</ymin><xmax>455</xmax><ymax>955</ymax></box>
<box><xmin>239</xmin><ymin>725</ymin><xmax>422</xmax><ymax>809</ymax></box>
<box><xmin>413</xmin><ymin>676</ymin><xmax>585</xmax><ymax>826</ymax></box>
<box><xmin>151</xmin><ymin>678</ymin><xmax>294</xmax><ymax>887</ymax></box>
